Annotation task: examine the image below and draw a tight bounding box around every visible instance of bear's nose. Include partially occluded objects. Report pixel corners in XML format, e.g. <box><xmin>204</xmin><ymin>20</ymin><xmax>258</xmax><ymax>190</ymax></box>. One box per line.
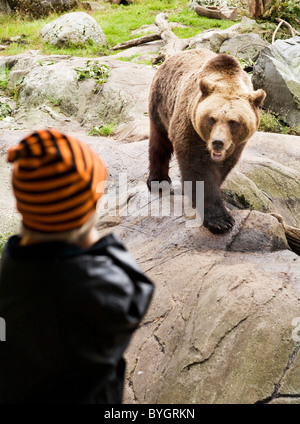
<box><xmin>212</xmin><ymin>139</ymin><xmax>224</xmax><ymax>152</ymax></box>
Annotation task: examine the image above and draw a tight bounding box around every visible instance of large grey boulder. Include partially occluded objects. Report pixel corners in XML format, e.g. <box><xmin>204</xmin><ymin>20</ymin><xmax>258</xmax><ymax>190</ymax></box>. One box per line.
<box><xmin>252</xmin><ymin>37</ymin><xmax>300</xmax><ymax>127</ymax></box>
<box><xmin>191</xmin><ymin>17</ymin><xmax>261</xmax><ymax>53</ymax></box>
<box><xmin>40</xmin><ymin>12</ymin><xmax>107</xmax><ymax>47</ymax></box>
<box><xmin>0</xmin><ymin>129</ymin><xmax>300</xmax><ymax>404</ymax></box>
<box><xmin>6</xmin><ymin>0</ymin><xmax>78</xmax><ymax>17</ymax></box>
<box><xmin>220</xmin><ymin>33</ymin><xmax>269</xmax><ymax>62</ymax></box>
<box><xmin>0</xmin><ymin>53</ymin><xmax>155</xmax><ymax>141</ymax></box>
<box><xmin>222</xmin><ymin>131</ymin><xmax>300</xmax><ymax>229</ymax></box>
<box><xmin>121</xmin><ymin>211</ymin><xmax>300</xmax><ymax>404</ymax></box>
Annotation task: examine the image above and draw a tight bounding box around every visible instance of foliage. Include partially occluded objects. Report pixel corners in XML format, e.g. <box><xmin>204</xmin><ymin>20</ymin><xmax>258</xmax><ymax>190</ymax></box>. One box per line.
<box><xmin>88</xmin><ymin>124</ymin><xmax>116</xmax><ymax>137</ymax></box>
<box><xmin>0</xmin><ymin>102</ymin><xmax>12</xmax><ymax>119</ymax></box>
<box><xmin>262</xmin><ymin>0</ymin><xmax>300</xmax><ymax>26</ymax></box>
<box><xmin>259</xmin><ymin>110</ymin><xmax>300</xmax><ymax>135</ymax></box>
<box><xmin>0</xmin><ymin>66</ymin><xmax>10</xmax><ymax>89</ymax></box>
<box><xmin>74</xmin><ymin>60</ymin><xmax>110</xmax><ymax>88</ymax></box>
<box><xmin>237</xmin><ymin>56</ymin><xmax>254</xmax><ymax>72</ymax></box>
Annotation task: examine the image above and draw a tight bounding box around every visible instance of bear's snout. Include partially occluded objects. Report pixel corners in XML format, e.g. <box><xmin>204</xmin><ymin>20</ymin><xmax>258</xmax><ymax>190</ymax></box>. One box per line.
<box><xmin>211</xmin><ymin>139</ymin><xmax>225</xmax><ymax>161</ymax></box>
<box><xmin>212</xmin><ymin>139</ymin><xmax>224</xmax><ymax>152</ymax></box>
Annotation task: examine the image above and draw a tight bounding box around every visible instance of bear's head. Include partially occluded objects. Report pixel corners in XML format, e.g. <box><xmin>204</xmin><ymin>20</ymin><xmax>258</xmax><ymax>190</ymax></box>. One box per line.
<box><xmin>192</xmin><ymin>78</ymin><xmax>266</xmax><ymax>162</ymax></box>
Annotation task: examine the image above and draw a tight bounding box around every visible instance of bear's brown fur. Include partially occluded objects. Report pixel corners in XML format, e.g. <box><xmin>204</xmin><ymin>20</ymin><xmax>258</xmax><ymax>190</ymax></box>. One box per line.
<box><xmin>147</xmin><ymin>48</ymin><xmax>266</xmax><ymax>233</ymax></box>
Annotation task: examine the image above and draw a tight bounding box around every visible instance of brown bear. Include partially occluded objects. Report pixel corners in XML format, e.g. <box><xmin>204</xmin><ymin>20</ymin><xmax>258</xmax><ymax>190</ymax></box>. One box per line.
<box><xmin>147</xmin><ymin>48</ymin><xmax>266</xmax><ymax>234</ymax></box>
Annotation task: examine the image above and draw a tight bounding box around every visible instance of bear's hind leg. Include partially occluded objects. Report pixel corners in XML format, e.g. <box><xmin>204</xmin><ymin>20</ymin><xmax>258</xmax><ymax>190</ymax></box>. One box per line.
<box><xmin>147</xmin><ymin>123</ymin><xmax>173</xmax><ymax>191</ymax></box>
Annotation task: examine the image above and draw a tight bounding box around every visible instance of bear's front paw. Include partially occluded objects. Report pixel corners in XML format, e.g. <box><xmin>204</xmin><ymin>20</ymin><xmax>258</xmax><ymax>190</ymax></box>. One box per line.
<box><xmin>204</xmin><ymin>209</ymin><xmax>235</xmax><ymax>234</ymax></box>
<box><xmin>147</xmin><ymin>175</ymin><xmax>172</xmax><ymax>192</ymax></box>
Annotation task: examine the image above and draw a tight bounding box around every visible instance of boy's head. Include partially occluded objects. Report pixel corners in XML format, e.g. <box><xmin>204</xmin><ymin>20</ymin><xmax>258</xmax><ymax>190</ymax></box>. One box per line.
<box><xmin>7</xmin><ymin>128</ymin><xmax>107</xmax><ymax>242</ymax></box>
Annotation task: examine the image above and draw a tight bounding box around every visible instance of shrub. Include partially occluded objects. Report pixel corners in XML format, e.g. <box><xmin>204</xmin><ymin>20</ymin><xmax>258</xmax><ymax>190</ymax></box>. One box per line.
<box><xmin>88</xmin><ymin>123</ymin><xmax>116</xmax><ymax>136</ymax></box>
<box><xmin>263</xmin><ymin>0</ymin><xmax>300</xmax><ymax>26</ymax></box>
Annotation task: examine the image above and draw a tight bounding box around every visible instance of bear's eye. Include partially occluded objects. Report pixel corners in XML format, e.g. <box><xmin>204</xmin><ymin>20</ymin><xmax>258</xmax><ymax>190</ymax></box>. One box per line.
<box><xmin>207</xmin><ymin>117</ymin><xmax>216</xmax><ymax>126</ymax></box>
<box><xmin>229</xmin><ymin>120</ymin><xmax>240</xmax><ymax>130</ymax></box>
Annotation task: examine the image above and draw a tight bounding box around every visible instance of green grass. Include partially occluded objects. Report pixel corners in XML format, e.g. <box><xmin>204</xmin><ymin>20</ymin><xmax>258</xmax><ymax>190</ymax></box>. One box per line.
<box><xmin>0</xmin><ymin>0</ymin><xmax>235</xmax><ymax>57</ymax></box>
<box><xmin>259</xmin><ymin>110</ymin><xmax>300</xmax><ymax>136</ymax></box>
<box><xmin>88</xmin><ymin>123</ymin><xmax>116</xmax><ymax>136</ymax></box>
<box><xmin>0</xmin><ymin>101</ymin><xmax>12</xmax><ymax>119</ymax></box>
<box><xmin>0</xmin><ymin>66</ymin><xmax>10</xmax><ymax>89</ymax></box>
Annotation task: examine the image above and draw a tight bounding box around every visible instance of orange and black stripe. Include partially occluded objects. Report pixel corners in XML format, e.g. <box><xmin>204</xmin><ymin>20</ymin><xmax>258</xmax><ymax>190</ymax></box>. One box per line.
<box><xmin>7</xmin><ymin>128</ymin><xmax>107</xmax><ymax>233</ymax></box>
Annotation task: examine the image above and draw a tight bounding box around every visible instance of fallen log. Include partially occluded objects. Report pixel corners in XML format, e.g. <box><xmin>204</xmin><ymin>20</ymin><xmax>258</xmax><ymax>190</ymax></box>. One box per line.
<box><xmin>153</xmin><ymin>13</ymin><xmax>189</xmax><ymax>63</ymax></box>
<box><xmin>112</xmin><ymin>13</ymin><xmax>190</xmax><ymax>62</ymax></box>
<box><xmin>195</xmin><ymin>5</ymin><xmax>238</xmax><ymax>21</ymax></box>
<box><xmin>112</xmin><ymin>33</ymin><xmax>161</xmax><ymax>51</ymax></box>
<box><xmin>271</xmin><ymin>213</ymin><xmax>300</xmax><ymax>256</ymax></box>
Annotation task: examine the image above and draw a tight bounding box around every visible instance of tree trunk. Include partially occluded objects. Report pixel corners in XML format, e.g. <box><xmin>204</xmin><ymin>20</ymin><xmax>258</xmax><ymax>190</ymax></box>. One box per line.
<box><xmin>248</xmin><ymin>0</ymin><xmax>273</xmax><ymax>18</ymax></box>
<box><xmin>0</xmin><ymin>0</ymin><xmax>11</xmax><ymax>13</ymax></box>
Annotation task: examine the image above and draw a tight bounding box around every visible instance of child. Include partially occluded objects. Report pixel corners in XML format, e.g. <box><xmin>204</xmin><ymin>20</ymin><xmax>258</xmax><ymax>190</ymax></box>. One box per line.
<box><xmin>0</xmin><ymin>128</ymin><xmax>154</xmax><ymax>404</ymax></box>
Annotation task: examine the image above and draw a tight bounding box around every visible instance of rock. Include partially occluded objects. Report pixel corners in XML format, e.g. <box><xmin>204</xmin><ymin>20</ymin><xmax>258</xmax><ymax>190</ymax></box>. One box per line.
<box><xmin>189</xmin><ymin>0</ymin><xmax>229</xmax><ymax>9</ymax></box>
<box><xmin>0</xmin><ymin>128</ymin><xmax>300</xmax><ymax>404</ymax></box>
<box><xmin>131</xmin><ymin>24</ymin><xmax>159</xmax><ymax>36</ymax></box>
<box><xmin>222</xmin><ymin>131</ymin><xmax>300</xmax><ymax>229</ymax></box>
<box><xmin>223</xmin><ymin>161</ymin><xmax>300</xmax><ymax>228</ymax></box>
<box><xmin>191</xmin><ymin>17</ymin><xmax>259</xmax><ymax>53</ymax></box>
<box><xmin>0</xmin><ymin>53</ymin><xmax>155</xmax><ymax>141</ymax></box>
<box><xmin>252</xmin><ymin>37</ymin><xmax>300</xmax><ymax>127</ymax></box>
<box><xmin>6</xmin><ymin>0</ymin><xmax>78</xmax><ymax>18</ymax></box>
<box><xmin>220</xmin><ymin>33</ymin><xmax>269</xmax><ymax>62</ymax></box>
<box><xmin>40</xmin><ymin>12</ymin><xmax>107</xmax><ymax>47</ymax></box>
<box><xmin>82</xmin><ymin>1</ymin><xmax>105</xmax><ymax>11</ymax></box>
<box><xmin>112</xmin><ymin>40</ymin><xmax>164</xmax><ymax>64</ymax></box>
<box><xmin>17</xmin><ymin>61</ymin><xmax>79</xmax><ymax>116</ymax></box>
<box><xmin>123</xmin><ymin>234</ymin><xmax>300</xmax><ymax>404</ymax></box>
<box><xmin>192</xmin><ymin>29</ymin><xmax>236</xmax><ymax>52</ymax></box>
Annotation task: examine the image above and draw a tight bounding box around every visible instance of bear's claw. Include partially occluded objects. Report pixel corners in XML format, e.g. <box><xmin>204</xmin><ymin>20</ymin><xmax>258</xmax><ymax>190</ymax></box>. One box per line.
<box><xmin>147</xmin><ymin>176</ymin><xmax>172</xmax><ymax>192</ymax></box>
<box><xmin>204</xmin><ymin>211</ymin><xmax>235</xmax><ymax>234</ymax></box>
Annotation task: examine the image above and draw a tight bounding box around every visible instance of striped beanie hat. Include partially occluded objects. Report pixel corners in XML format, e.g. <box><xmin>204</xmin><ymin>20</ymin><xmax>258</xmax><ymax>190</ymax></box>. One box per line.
<box><xmin>7</xmin><ymin>128</ymin><xmax>107</xmax><ymax>233</ymax></box>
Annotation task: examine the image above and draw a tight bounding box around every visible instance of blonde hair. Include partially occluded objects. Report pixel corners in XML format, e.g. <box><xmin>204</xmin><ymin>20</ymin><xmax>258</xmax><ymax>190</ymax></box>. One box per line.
<box><xmin>20</xmin><ymin>213</ymin><xmax>97</xmax><ymax>244</ymax></box>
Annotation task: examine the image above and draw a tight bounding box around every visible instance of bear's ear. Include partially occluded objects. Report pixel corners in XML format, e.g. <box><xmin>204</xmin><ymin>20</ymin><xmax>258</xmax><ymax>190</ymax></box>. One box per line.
<box><xmin>200</xmin><ymin>78</ymin><xmax>215</xmax><ymax>98</ymax></box>
<box><xmin>251</xmin><ymin>89</ymin><xmax>266</xmax><ymax>108</ymax></box>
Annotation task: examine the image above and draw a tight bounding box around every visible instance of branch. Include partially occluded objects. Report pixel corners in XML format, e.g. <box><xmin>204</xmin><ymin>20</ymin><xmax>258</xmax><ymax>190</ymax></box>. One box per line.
<box><xmin>272</xmin><ymin>18</ymin><xmax>300</xmax><ymax>44</ymax></box>
<box><xmin>112</xmin><ymin>33</ymin><xmax>161</xmax><ymax>51</ymax></box>
<box><xmin>153</xmin><ymin>13</ymin><xmax>189</xmax><ymax>62</ymax></box>
<box><xmin>155</xmin><ymin>12</ymin><xmax>172</xmax><ymax>33</ymax></box>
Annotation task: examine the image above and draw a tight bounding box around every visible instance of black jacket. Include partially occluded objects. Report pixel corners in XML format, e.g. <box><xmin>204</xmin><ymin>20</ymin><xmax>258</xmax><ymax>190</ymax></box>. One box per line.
<box><xmin>0</xmin><ymin>233</ymin><xmax>154</xmax><ymax>404</ymax></box>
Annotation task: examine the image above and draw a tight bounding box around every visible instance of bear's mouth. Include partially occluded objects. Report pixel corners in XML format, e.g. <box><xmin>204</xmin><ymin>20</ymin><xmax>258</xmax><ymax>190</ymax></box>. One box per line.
<box><xmin>211</xmin><ymin>150</ymin><xmax>225</xmax><ymax>161</ymax></box>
